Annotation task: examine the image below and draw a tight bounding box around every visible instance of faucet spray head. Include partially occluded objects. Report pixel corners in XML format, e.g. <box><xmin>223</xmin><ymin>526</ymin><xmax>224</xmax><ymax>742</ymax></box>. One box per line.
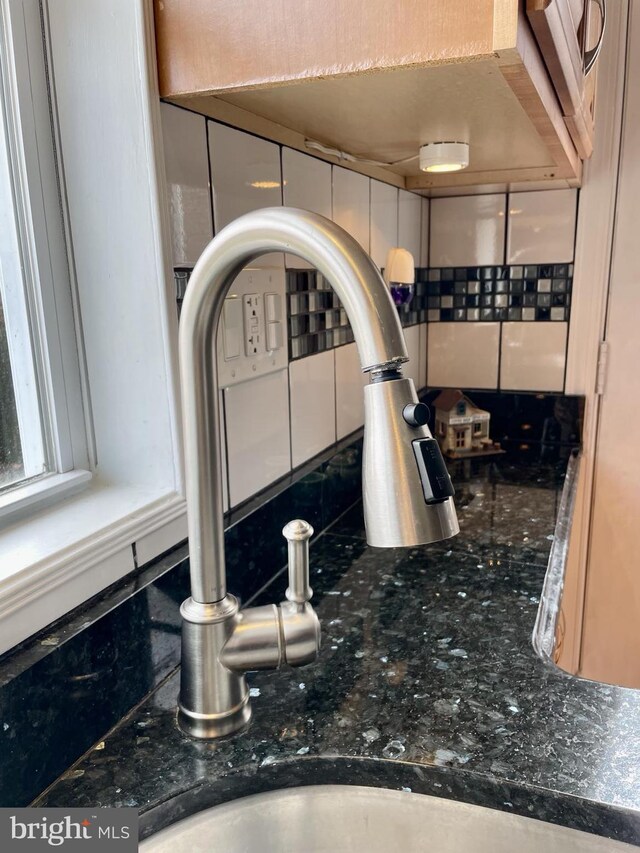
<box><xmin>362</xmin><ymin>371</ymin><xmax>459</xmax><ymax>548</ymax></box>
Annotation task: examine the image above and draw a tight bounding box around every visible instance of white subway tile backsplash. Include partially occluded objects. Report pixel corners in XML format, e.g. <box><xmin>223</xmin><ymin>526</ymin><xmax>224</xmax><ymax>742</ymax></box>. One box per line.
<box><xmin>403</xmin><ymin>324</ymin><xmax>422</xmax><ymax>390</ymax></box>
<box><xmin>398</xmin><ymin>190</ymin><xmax>422</xmax><ymax>261</ymax></box>
<box><xmin>282</xmin><ymin>149</ymin><xmax>332</xmax><ymax>269</ymax></box>
<box><xmin>335</xmin><ymin>342</ymin><xmax>367</xmax><ymax>439</ymax></box>
<box><xmin>289</xmin><ymin>350</ymin><xmax>336</xmax><ymax>468</ymax></box>
<box><xmin>208</xmin><ymin>122</ymin><xmax>282</xmax><ymax>231</ymax></box>
<box><xmin>500</xmin><ymin>322</ymin><xmax>567</xmax><ymax>391</ymax></box>
<box><xmin>370</xmin><ymin>180</ymin><xmax>398</xmax><ymax>269</ymax></box>
<box><xmin>224</xmin><ymin>369</ymin><xmax>291</xmax><ymax>506</ymax></box>
<box><xmin>160</xmin><ymin>104</ymin><xmax>212</xmax><ymax>266</ymax></box>
<box><xmin>166</xmin><ymin>104</ymin><xmax>581</xmax><ymax>523</ymax></box>
<box><xmin>430</xmin><ymin>194</ymin><xmax>506</xmax><ymax>267</ymax></box>
<box><xmin>419</xmin><ymin>323</ymin><xmax>428</xmax><ymax>389</ymax></box>
<box><xmin>332</xmin><ymin>166</ymin><xmax>370</xmax><ymax>252</ymax></box>
<box><xmin>507</xmin><ymin>189</ymin><xmax>577</xmax><ymax>264</ymax></box>
<box><xmin>428</xmin><ymin>322</ymin><xmax>500</xmax><ymax>389</ymax></box>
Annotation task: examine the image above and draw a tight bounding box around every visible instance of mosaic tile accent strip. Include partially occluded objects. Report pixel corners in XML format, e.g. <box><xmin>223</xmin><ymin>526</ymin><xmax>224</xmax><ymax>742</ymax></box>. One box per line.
<box><xmin>287</xmin><ymin>270</ymin><xmax>353</xmax><ymax>360</ymax></box>
<box><xmin>422</xmin><ymin>264</ymin><xmax>573</xmax><ymax>323</ymax></box>
<box><xmin>287</xmin><ymin>269</ymin><xmax>427</xmax><ymax>361</ymax></box>
<box><xmin>286</xmin><ymin>264</ymin><xmax>572</xmax><ymax>361</ymax></box>
<box><xmin>177</xmin><ymin>264</ymin><xmax>572</xmax><ymax>363</ymax></box>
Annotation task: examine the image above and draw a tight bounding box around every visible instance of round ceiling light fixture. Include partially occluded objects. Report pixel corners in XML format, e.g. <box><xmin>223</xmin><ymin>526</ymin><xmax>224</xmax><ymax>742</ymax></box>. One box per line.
<box><xmin>419</xmin><ymin>142</ymin><xmax>470</xmax><ymax>173</ymax></box>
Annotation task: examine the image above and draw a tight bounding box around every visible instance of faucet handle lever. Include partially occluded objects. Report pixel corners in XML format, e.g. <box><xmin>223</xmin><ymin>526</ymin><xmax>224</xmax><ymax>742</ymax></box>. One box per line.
<box><xmin>282</xmin><ymin>519</ymin><xmax>314</xmax><ymax>604</ymax></box>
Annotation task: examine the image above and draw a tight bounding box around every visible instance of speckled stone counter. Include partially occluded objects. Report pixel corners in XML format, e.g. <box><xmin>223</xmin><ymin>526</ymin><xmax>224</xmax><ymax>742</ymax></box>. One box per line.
<box><xmin>36</xmin><ymin>452</ymin><xmax>640</xmax><ymax>845</ymax></box>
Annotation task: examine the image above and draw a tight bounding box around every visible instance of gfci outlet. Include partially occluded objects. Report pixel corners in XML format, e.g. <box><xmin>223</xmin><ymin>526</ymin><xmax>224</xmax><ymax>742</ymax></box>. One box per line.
<box><xmin>243</xmin><ymin>293</ymin><xmax>264</xmax><ymax>356</ymax></box>
<box><xmin>216</xmin><ymin>265</ymin><xmax>288</xmax><ymax>389</ymax></box>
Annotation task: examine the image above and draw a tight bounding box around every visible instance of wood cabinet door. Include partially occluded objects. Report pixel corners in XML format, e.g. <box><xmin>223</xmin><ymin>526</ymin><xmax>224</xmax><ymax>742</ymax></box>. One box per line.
<box><xmin>527</xmin><ymin>0</ymin><xmax>596</xmax><ymax>158</ymax></box>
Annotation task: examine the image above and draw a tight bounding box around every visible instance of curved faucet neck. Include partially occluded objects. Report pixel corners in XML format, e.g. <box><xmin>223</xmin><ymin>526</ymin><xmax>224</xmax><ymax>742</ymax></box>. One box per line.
<box><xmin>178</xmin><ymin>208</ymin><xmax>408</xmax><ymax>604</ymax></box>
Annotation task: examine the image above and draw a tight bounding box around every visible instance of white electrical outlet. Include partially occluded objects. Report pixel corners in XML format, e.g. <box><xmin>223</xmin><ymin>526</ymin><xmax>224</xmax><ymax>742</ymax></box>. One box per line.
<box><xmin>216</xmin><ymin>263</ymin><xmax>288</xmax><ymax>388</ymax></box>
<box><xmin>265</xmin><ymin>292</ymin><xmax>283</xmax><ymax>351</ymax></box>
<box><xmin>243</xmin><ymin>293</ymin><xmax>264</xmax><ymax>356</ymax></box>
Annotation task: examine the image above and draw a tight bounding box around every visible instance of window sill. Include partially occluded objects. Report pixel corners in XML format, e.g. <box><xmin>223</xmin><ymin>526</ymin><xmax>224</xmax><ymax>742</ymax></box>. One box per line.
<box><xmin>0</xmin><ymin>481</ymin><xmax>187</xmax><ymax>655</ymax></box>
<box><xmin>0</xmin><ymin>470</ymin><xmax>92</xmax><ymax>525</ymax></box>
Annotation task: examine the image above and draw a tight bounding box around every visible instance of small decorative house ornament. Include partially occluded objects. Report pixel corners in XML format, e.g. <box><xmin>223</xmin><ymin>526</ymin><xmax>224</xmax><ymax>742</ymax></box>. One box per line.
<box><xmin>432</xmin><ymin>390</ymin><xmax>504</xmax><ymax>459</ymax></box>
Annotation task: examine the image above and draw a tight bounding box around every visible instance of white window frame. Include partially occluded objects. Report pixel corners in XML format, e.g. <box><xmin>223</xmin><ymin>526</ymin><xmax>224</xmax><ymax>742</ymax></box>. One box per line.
<box><xmin>0</xmin><ymin>0</ymin><xmax>186</xmax><ymax>656</ymax></box>
<box><xmin>0</xmin><ymin>0</ymin><xmax>91</xmax><ymax>520</ymax></box>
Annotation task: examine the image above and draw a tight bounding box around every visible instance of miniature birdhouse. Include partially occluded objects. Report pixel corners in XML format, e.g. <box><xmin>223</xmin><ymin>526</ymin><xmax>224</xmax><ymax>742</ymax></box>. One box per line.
<box><xmin>432</xmin><ymin>390</ymin><xmax>503</xmax><ymax>459</ymax></box>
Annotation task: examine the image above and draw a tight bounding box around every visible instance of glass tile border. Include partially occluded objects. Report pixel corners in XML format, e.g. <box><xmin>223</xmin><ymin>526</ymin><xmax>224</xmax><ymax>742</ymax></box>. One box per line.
<box><xmin>420</xmin><ymin>264</ymin><xmax>573</xmax><ymax>324</ymax></box>
<box><xmin>285</xmin><ymin>265</ymin><xmax>573</xmax><ymax>362</ymax></box>
<box><xmin>173</xmin><ymin>264</ymin><xmax>573</xmax><ymax>364</ymax></box>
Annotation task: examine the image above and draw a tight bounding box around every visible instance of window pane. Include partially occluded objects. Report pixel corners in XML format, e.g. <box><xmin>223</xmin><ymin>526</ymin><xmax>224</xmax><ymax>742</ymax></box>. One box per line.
<box><xmin>0</xmin><ymin>291</ymin><xmax>23</xmax><ymax>487</ymax></box>
<box><xmin>0</xmin><ymin>65</ymin><xmax>48</xmax><ymax>492</ymax></box>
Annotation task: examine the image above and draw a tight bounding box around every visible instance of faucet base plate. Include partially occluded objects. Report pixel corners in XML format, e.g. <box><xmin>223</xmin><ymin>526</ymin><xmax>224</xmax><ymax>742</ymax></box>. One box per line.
<box><xmin>177</xmin><ymin>694</ymin><xmax>252</xmax><ymax>740</ymax></box>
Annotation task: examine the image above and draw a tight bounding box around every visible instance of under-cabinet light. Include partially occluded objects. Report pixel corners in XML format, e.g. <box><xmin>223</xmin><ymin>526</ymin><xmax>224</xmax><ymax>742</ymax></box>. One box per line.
<box><xmin>419</xmin><ymin>142</ymin><xmax>470</xmax><ymax>173</ymax></box>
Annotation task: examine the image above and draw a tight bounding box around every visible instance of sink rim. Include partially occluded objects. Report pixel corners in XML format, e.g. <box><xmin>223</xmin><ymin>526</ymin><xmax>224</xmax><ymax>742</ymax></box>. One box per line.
<box><xmin>140</xmin><ymin>782</ymin><xmax>637</xmax><ymax>852</ymax></box>
<box><xmin>137</xmin><ymin>756</ymin><xmax>640</xmax><ymax>848</ymax></box>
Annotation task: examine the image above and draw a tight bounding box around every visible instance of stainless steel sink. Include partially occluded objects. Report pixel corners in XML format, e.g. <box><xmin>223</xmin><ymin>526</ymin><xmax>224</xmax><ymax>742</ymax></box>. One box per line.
<box><xmin>141</xmin><ymin>784</ymin><xmax>633</xmax><ymax>852</ymax></box>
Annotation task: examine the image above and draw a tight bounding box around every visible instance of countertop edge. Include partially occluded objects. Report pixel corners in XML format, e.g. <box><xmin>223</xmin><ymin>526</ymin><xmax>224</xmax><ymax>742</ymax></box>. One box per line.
<box><xmin>138</xmin><ymin>754</ymin><xmax>640</xmax><ymax>846</ymax></box>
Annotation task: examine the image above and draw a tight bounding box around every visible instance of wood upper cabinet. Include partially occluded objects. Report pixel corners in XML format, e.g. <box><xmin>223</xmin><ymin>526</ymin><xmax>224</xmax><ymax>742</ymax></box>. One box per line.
<box><xmin>153</xmin><ymin>0</ymin><xmax>604</xmax><ymax>190</ymax></box>
<box><xmin>527</xmin><ymin>0</ymin><xmax>604</xmax><ymax>159</ymax></box>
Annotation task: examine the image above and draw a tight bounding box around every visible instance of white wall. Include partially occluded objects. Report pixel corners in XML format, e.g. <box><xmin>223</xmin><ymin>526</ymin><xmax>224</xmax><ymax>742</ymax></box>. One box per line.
<box><xmin>0</xmin><ymin>0</ymin><xmax>188</xmax><ymax>656</ymax></box>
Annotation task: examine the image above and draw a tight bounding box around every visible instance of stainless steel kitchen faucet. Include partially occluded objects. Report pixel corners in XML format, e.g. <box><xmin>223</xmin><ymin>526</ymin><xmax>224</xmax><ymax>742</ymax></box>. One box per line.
<box><xmin>177</xmin><ymin>208</ymin><xmax>459</xmax><ymax>739</ymax></box>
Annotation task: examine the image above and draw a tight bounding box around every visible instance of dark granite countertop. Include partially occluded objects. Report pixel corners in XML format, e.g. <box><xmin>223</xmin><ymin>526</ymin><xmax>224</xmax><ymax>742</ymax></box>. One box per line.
<box><xmin>35</xmin><ymin>452</ymin><xmax>640</xmax><ymax>845</ymax></box>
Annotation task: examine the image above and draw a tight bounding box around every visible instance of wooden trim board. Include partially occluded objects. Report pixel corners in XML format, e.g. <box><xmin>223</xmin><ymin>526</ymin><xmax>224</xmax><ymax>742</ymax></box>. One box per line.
<box><xmin>154</xmin><ymin>0</ymin><xmax>500</xmax><ymax>98</ymax></box>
